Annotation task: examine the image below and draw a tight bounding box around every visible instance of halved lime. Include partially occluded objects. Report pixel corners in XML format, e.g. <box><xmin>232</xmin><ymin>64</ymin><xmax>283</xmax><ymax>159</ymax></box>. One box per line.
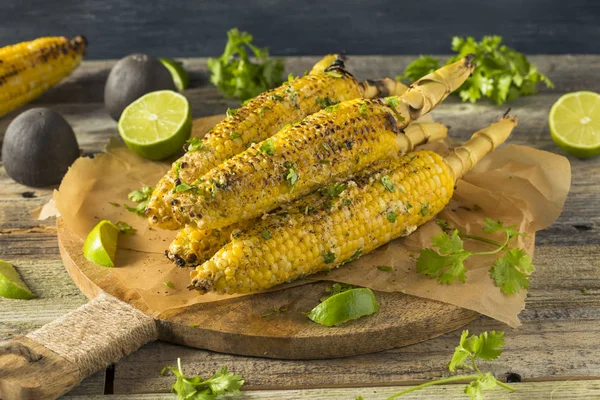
<box><xmin>549</xmin><ymin>91</ymin><xmax>600</xmax><ymax>158</ymax></box>
<box><xmin>306</xmin><ymin>287</ymin><xmax>379</xmax><ymax>327</ymax></box>
<box><xmin>159</xmin><ymin>58</ymin><xmax>190</xmax><ymax>91</ymax></box>
<box><xmin>83</xmin><ymin>220</ymin><xmax>120</xmax><ymax>267</ymax></box>
<box><xmin>118</xmin><ymin>90</ymin><xmax>192</xmax><ymax>160</ymax></box>
<box><xmin>0</xmin><ymin>260</ymin><xmax>36</xmax><ymax>299</ymax></box>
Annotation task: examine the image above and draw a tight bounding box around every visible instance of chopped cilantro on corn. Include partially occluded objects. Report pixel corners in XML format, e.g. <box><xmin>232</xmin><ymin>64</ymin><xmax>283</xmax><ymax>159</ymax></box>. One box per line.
<box><xmin>147</xmin><ymin>54</ymin><xmax>407</xmax><ymax>230</ymax></box>
<box><xmin>172</xmin><ymin>56</ymin><xmax>475</xmax><ymax>231</ymax></box>
<box><xmin>189</xmin><ymin>116</ymin><xmax>517</xmax><ymax>294</ymax></box>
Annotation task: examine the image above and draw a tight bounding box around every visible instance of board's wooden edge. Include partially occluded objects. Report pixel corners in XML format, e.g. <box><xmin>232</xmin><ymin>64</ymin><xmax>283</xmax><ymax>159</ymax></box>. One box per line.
<box><xmin>57</xmin><ymin>210</ymin><xmax>478</xmax><ymax>359</ymax></box>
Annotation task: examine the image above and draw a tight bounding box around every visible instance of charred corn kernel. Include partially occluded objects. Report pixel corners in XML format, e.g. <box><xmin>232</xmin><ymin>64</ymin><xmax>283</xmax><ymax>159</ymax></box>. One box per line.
<box><xmin>190</xmin><ymin>150</ymin><xmax>453</xmax><ymax>294</ymax></box>
<box><xmin>147</xmin><ymin>55</ymin><xmax>410</xmax><ymax>230</ymax></box>
<box><xmin>166</xmin><ymin>218</ymin><xmax>257</xmax><ymax>267</ymax></box>
<box><xmin>189</xmin><ymin>115</ymin><xmax>517</xmax><ymax>294</ymax></box>
<box><xmin>0</xmin><ymin>36</ymin><xmax>86</xmax><ymax>117</ymax></box>
<box><xmin>174</xmin><ymin>57</ymin><xmax>475</xmax><ymax>231</ymax></box>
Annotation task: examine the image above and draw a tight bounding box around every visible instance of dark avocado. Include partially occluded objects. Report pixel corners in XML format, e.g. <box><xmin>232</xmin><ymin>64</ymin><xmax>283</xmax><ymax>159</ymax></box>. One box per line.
<box><xmin>2</xmin><ymin>108</ymin><xmax>79</xmax><ymax>187</ymax></box>
<box><xmin>104</xmin><ymin>53</ymin><xmax>176</xmax><ymax>120</ymax></box>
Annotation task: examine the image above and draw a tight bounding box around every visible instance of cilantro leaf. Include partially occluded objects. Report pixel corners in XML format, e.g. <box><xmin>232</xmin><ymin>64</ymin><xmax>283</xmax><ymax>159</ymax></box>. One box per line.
<box><xmin>318</xmin><ymin>183</ymin><xmax>347</xmax><ymax>198</ymax></box>
<box><xmin>396</xmin><ymin>55</ymin><xmax>440</xmax><ymax>82</ymax></box>
<box><xmin>464</xmin><ymin>372</ymin><xmax>498</xmax><ymax>400</ymax></box>
<box><xmin>490</xmin><ymin>248</ymin><xmax>534</xmax><ymax>295</ymax></box>
<box><xmin>116</xmin><ymin>221</ymin><xmax>135</xmax><ymax>234</ymax></box>
<box><xmin>381</xmin><ymin>175</ymin><xmax>395</xmax><ymax>192</ymax></box>
<box><xmin>162</xmin><ymin>359</ymin><xmax>244</xmax><ymax>400</ymax></box>
<box><xmin>359</xmin><ymin>102</ymin><xmax>369</xmax><ymax>117</ymax></box>
<box><xmin>207</xmin><ymin>28</ymin><xmax>284</xmax><ymax>101</ymax></box>
<box><xmin>397</xmin><ymin>36</ymin><xmax>552</xmax><ymax>105</ymax></box>
<box><xmin>449</xmin><ymin>330</ymin><xmax>505</xmax><ymax>373</ymax></box>
<box><xmin>316</xmin><ymin>96</ymin><xmax>337</xmax><ymax>109</ymax></box>
<box><xmin>320</xmin><ymin>282</ymin><xmax>355</xmax><ymax>301</ymax></box>
<box><xmin>259</xmin><ymin>138</ymin><xmax>276</xmax><ymax>155</ymax></box>
<box><xmin>284</xmin><ymin>162</ymin><xmax>299</xmax><ymax>191</ymax></box>
<box><xmin>483</xmin><ymin>217</ymin><xmax>523</xmax><ymax>238</ymax></box>
<box><xmin>187</xmin><ymin>138</ymin><xmax>205</xmax><ymax>152</ymax></box>
<box><xmin>128</xmin><ymin>186</ymin><xmax>152</xmax><ymax>202</ymax></box>
<box><xmin>261</xmin><ymin>229</ymin><xmax>272</xmax><ymax>239</ymax></box>
<box><xmin>377</xmin><ymin>265</ymin><xmax>394</xmax><ymax>272</ymax></box>
<box><xmin>322</xmin><ymin>250</ymin><xmax>336</xmax><ymax>264</ymax></box>
<box><xmin>416</xmin><ymin>231</ymin><xmax>471</xmax><ymax>284</ymax></box>
<box><xmin>125</xmin><ymin>185</ymin><xmax>153</xmax><ymax>217</ymax></box>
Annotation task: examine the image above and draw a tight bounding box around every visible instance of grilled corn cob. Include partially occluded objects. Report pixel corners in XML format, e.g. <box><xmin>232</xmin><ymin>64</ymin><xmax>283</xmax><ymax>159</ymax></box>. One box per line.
<box><xmin>173</xmin><ymin>56</ymin><xmax>475</xmax><ymax>231</ymax></box>
<box><xmin>147</xmin><ymin>55</ymin><xmax>407</xmax><ymax>230</ymax></box>
<box><xmin>189</xmin><ymin>116</ymin><xmax>517</xmax><ymax>294</ymax></box>
<box><xmin>0</xmin><ymin>36</ymin><xmax>86</xmax><ymax>117</ymax></box>
<box><xmin>167</xmin><ymin>121</ymin><xmax>448</xmax><ymax>267</ymax></box>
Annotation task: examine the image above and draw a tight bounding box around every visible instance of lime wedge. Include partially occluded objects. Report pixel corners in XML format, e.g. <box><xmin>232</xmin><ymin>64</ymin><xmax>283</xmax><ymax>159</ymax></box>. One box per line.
<box><xmin>306</xmin><ymin>288</ymin><xmax>379</xmax><ymax>327</ymax></box>
<box><xmin>118</xmin><ymin>90</ymin><xmax>192</xmax><ymax>160</ymax></box>
<box><xmin>0</xmin><ymin>260</ymin><xmax>36</xmax><ymax>299</ymax></box>
<box><xmin>83</xmin><ymin>220</ymin><xmax>120</xmax><ymax>267</ymax></box>
<box><xmin>159</xmin><ymin>58</ymin><xmax>190</xmax><ymax>91</ymax></box>
<box><xmin>549</xmin><ymin>91</ymin><xmax>600</xmax><ymax>158</ymax></box>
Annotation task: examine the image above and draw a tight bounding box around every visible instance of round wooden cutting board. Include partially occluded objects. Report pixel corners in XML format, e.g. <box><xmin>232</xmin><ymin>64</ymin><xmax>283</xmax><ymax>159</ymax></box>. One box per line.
<box><xmin>57</xmin><ymin>220</ymin><xmax>478</xmax><ymax>360</ymax></box>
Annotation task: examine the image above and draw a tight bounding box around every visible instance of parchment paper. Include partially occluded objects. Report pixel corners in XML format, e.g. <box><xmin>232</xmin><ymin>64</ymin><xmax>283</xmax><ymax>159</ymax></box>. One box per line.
<box><xmin>52</xmin><ymin>117</ymin><xmax>571</xmax><ymax>327</ymax></box>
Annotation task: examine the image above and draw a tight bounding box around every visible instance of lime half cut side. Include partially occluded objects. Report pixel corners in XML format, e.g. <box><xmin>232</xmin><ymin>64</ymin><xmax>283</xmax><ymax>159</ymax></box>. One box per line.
<box><xmin>0</xmin><ymin>260</ymin><xmax>36</xmax><ymax>299</ymax></box>
<box><xmin>83</xmin><ymin>220</ymin><xmax>120</xmax><ymax>267</ymax></box>
<box><xmin>118</xmin><ymin>90</ymin><xmax>192</xmax><ymax>160</ymax></box>
<box><xmin>549</xmin><ymin>91</ymin><xmax>600</xmax><ymax>158</ymax></box>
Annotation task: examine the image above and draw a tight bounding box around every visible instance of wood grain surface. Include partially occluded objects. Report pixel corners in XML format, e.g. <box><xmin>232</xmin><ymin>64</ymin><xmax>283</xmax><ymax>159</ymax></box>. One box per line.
<box><xmin>1</xmin><ymin>55</ymin><xmax>599</xmax><ymax>398</ymax></box>
<box><xmin>2</xmin><ymin>1</ymin><xmax>600</xmax><ymax>58</ymax></box>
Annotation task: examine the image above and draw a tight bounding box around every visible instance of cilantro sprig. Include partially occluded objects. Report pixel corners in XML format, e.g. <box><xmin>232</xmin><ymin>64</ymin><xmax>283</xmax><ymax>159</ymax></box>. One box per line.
<box><xmin>416</xmin><ymin>218</ymin><xmax>534</xmax><ymax>295</ymax></box>
<box><xmin>123</xmin><ymin>186</ymin><xmax>153</xmax><ymax>216</ymax></box>
<box><xmin>207</xmin><ymin>28</ymin><xmax>284</xmax><ymax>101</ymax></box>
<box><xmin>161</xmin><ymin>358</ymin><xmax>244</xmax><ymax>400</ymax></box>
<box><xmin>396</xmin><ymin>36</ymin><xmax>553</xmax><ymax>105</ymax></box>
<box><xmin>386</xmin><ymin>330</ymin><xmax>514</xmax><ymax>400</ymax></box>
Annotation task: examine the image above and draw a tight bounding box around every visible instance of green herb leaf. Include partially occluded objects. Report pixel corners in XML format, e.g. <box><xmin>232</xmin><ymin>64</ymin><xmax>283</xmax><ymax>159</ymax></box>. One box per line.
<box><xmin>316</xmin><ymin>96</ymin><xmax>337</xmax><ymax>109</ymax></box>
<box><xmin>175</xmin><ymin>183</ymin><xmax>197</xmax><ymax>193</ymax></box>
<box><xmin>359</xmin><ymin>102</ymin><xmax>369</xmax><ymax>117</ymax></box>
<box><xmin>128</xmin><ymin>186</ymin><xmax>153</xmax><ymax>202</ymax></box>
<box><xmin>416</xmin><ymin>230</ymin><xmax>471</xmax><ymax>284</ymax></box>
<box><xmin>259</xmin><ymin>138</ymin><xmax>276</xmax><ymax>155</ymax></box>
<box><xmin>318</xmin><ymin>183</ymin><xmax>347</xmax><ymax>197</ymax></box>
<box><xmin>322</xmin><ymin>250</ymin><xmax>336</xmax><ymax>264</ymax></box>
<box><xmin>231</xmin><ymin>132</ymin><xmax>242</xmax><ymax>140</ymax></box>
<box><xmin>261</xmin><ymin>229</ymin><xmax>272</xmax><ymax>239</ymax></box>
<box><xmin>420</xmin><ymin>202</ymin><xmax>430</xmax><ymax>216</ymax></box>
<box><xmin>489</xmin><ymin>248</ymin><xmax>534</xmax><ymax>295</ymax></box>
<box><xmin>284</xmin><ymin>162</ymin><xmax>299</xmax><ymax>192</ymax></box>
<box><xmin>226</xmin><ymin>107</ymin><xmax>237</xmax><ymax>118</ymax></box>
<box><xmin>125</xmin><ymin>185</ymin><xmax>154</xmax><ymax>217</ymax></box>
<box><xmin>116</xmin><ymin>221</ymin><xmax>135</xmax><ymax>234</ymax></box>
<box><xmin>109</xmin><ymin>201</ymin><xmax>121</xmax><ymax>207</ymax></box>
<box><xmin>207</xmin><ymin>28</ymin><xmax>284</xmax><ymax>101</ymax></box>
<box><xmin>377</xmin><ymin>265</ymin><xmax>394</xmax><ymax>272</ymax></box>
<box><xmin>287</xmin><ymin>73</ymin><xmax>296</xmax><ymax>82</ymax></box>
<box><xmin>187</xmin><ymin>138</ymin><xmax>205</xmax><ymax>152</ymax></box>
<box><xmin>162</xmin><ymin>358</ymin><xmax>245</xmax><ymax>400</ymax></box>
<box><xmin>325</xmin><ymin>70</ymin><xmax>343</xmax><ymax>78</ymax></box>
<box><xmin>384</xmin><ymin>96</ymin><xmax>405</xmax><ymax>122</ymax></box>
<box><xmin>381</xmin><ymin>175</ymin><xmax>395</xmax><ymax>192</ymax></box>
<box><xmin>325</xmin><ymin>103</ymin><xmax>340</xmax><ymax>113</ymax></box>
<box><xmin>449</xmin><ymin>330</ymin><xmax>505</xmax><ymax>372</ymax></box>
<box><xmin>387</xmin><ymin>212</ymin><xmax>398</xmax><ymax>223</ymax></box>
<box><xmin>164</xmin><ymin>281</ymin><xmax>175</xmax><ymax>289</ymax></box>
<box><xmin>345</xmin><ymin>248</ymin><xmax>364</xmax><ymax>264</ymax></box>
<box><xmin>396</xmin><ymin>55</ymin><xmax>441</xmax><ymax>82</ymax></box>
<box><xmin>270</xmin><ymin>93</ymin><xmax>284</xmax><ymax>102</ymax></box>
<box><xmin>483</xmin><ymin>217</ymin><xmax>523</xmax><ymax>238</ymax></box>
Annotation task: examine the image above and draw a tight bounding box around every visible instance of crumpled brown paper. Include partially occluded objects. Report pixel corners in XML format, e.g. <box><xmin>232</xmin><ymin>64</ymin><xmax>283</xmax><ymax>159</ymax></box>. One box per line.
<box><xmin>53</xmin><ymin>116</ymin><xmax>571</xmax><ymax>327</ymax></box>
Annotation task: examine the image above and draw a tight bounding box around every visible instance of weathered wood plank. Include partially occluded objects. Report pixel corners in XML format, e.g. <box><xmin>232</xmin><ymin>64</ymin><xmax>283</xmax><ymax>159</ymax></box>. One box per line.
<box><xmin>62</xmin><ymin>379</ymin><xmax>600</xmax><ymax>399</ymax></box>
<box><xmin>109</xmin><ymin>306</ymin><xmax>600</xmax><ymax>394</ymax></box>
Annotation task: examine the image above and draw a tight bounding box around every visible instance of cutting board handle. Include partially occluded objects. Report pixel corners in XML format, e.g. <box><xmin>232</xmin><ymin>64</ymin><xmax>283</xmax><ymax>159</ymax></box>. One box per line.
<box><xmin>0</xmin><ymin>293</ymin><xmax>158</xmax><ymax>400</ymax></box>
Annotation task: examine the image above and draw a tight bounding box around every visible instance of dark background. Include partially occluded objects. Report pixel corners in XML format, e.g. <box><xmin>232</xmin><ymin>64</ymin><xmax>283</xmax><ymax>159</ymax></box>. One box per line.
<box><xmin>2</xmin><ymin>0</ymin><xmax>600</xmax><ymax>59</ymax></box>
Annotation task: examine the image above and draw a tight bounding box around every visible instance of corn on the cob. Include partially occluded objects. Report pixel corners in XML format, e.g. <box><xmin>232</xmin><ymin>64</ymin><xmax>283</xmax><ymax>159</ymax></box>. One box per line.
<box><xmin>172</xmin><ymin>56</ymin><xmax>475</xmax><ymax>231</ymax></box>
<box><xmin>167</xmin><ymin>121</ymin><xmax>448</xmax><ymax>268</ymax></box>
<box><xmin>0</xmin><ymin>36</ymin><xmax>86</xmax><ymax>117</ymax></box>
<box><xmin>147</xmin><ymin>55</ymin><xmax>407</xmax><ymax>230</ymax></box>
<box><xmin>189</xmin><ymin>116</ymin><xmax>517</xmax><ymax>294</ymax></box>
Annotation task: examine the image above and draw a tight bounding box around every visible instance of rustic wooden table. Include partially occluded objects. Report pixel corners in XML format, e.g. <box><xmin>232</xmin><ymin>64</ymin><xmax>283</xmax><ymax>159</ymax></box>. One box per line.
<box><xmin>1</xmin><ymin>56</ymin><xmax>599</xmax><ymax>399</ymax></box>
